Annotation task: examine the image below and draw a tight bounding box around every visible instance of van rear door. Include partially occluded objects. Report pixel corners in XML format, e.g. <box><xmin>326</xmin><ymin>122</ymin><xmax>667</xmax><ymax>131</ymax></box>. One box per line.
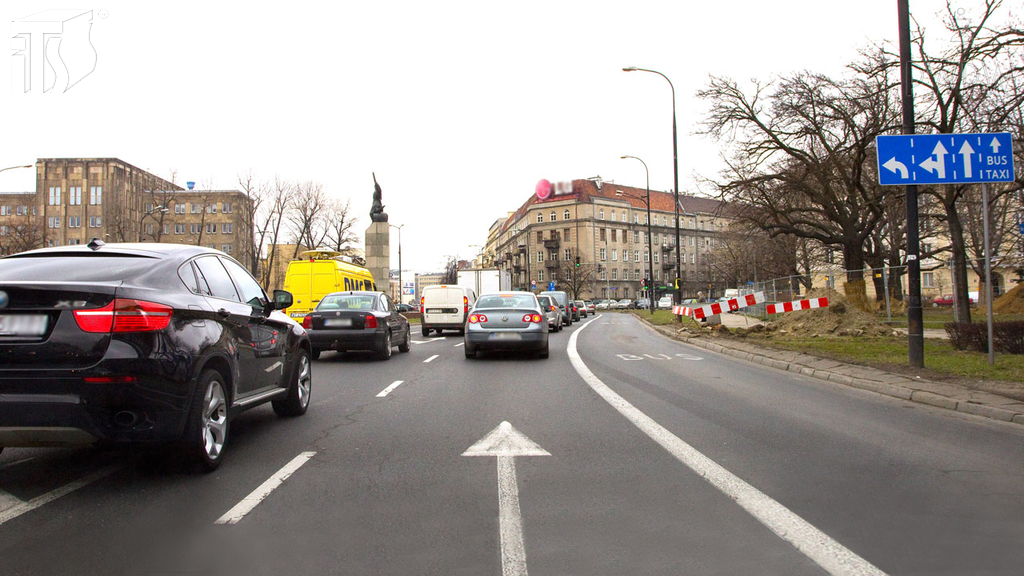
<box><xmin>425</xmin><ymin>287</ymin><xmax>466</xmax><ymax>325</ymax></box>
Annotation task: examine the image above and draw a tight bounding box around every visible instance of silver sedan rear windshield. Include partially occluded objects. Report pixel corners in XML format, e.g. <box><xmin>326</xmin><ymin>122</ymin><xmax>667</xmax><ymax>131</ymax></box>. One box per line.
<box><xmin>477</xmin><ymin>295</ymin><xmax>537</xmax><ymax>309</ymax></box>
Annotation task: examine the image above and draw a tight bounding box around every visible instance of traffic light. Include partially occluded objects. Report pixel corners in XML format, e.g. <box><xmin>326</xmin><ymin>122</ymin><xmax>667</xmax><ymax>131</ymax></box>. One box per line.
<box><xmin>641</xmin><ymin>278</ymin><xmax>647</xmax><ymax>288</ymax></box>
<box><xmin>575</xmin><ymin>256</ymin><xmax>580</xmax><ymax>267</ymax></box>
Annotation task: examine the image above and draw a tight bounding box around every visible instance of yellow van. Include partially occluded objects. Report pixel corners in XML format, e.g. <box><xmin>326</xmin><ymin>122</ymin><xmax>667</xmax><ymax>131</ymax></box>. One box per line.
<box><xmin>282</xmin><ymin>249</ymin><xmax>377</xmax><ymax>319</ymax></box>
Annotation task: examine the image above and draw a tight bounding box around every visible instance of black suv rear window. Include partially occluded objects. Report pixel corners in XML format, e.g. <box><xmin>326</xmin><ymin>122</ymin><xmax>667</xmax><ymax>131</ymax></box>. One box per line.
<box><xmin>0</xmin><ymin>255</ymin><xmax>157</xmax><ymax>282</ymax></box>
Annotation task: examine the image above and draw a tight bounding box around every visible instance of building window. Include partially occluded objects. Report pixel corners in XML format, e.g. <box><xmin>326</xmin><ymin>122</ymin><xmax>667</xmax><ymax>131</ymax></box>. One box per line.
<box><xmin>691</xmin><ymin>253</ymin><xmax>696</xmax><ymax>264</ymax></box>
<box><xmin>600</xmin><ymin>248</ymin><xmax>607</xmax><ymax>261</ymax></box>
<box><xmin>536</xmin><ymin>212</ymin><xmax>543</xmax><ymax>223</ymax></box>
<box><xmin>549</xmin><ymin>211</ymin><xmax>556</xmax><ymax>222</ymax></box>
<box><xmin>67</xmin><ymin>216</ymin><xmax>82</xmax><ymax>228</ymax></box>
<box><xmin>563</xmin><ymin>209</ymin><xmax>570</xmax><ymax>220</ymax></box>
<box><xmin>564</xmin><ymin>228</ymin><xmax>571</xmax><ymax>242</ymax></box>
<box><xmin>612</xmin><ymin>249</ymin><xmax>617</xmax><ymax>261</ymax></box>
<box><xmin>222</xmin><ymin>223</ymin><xmax>233</xmax><ymax>233</ymax></box>
<box><xmin>174</xmin><ymin>203</ymin><xmax>184</xmax><ymax>214</ymax></box>
<box><xmin>175</xmin><ymin>224</ymin><xmax>185</xmax><ymax>234</ymax></box>
<box><xmin>190</xmin><ymin>223</ymin><xmax>199</xmax><ymax>234</ymax></box>
<box><xmin>633</xmin><ymin>213</ymin><xmax>639</xmax><ymax>224</ymax></box>
<box><xmin>68</xmin><ymin>238</ymin><xmax>81</xmax><ymax>245</ymax></box>
<box><xmin>536</xmin><ymin>231</ymin><xmax>543</xmax><ymax>242</ymax></box>
<box><xmin>599</xmin><ymin>209</ymin><xmax>604</xmax><ymax>220</ymax></box>
<box><xmin>655</xmin><ymin>270</ymin><xmax>661</xmax><ymax>281</ymax></box>
<box><xmin>537</xmin><ymin>251</ymin><xmax>544</xmax><ymax>262</ymax></box>
<box><xmin>90</xmin><ymin>186</ymin><xmax>102</xmax><ymax>205</ymax></box>
<box><xmin>89</xmin><ymin>216</ymin><xmax>102</xmax><ymax>228</ymax></box>
<box><xmin>538</xmin><ymin>270</ymin><xmax>544</xmax><ymax>282</ymax></box>
<box><xmin>223</xmin><ymin>203</ymin><xmax>232</xmax><ymax>213</ymax></box>
<box><xmin>564</xmin><ymin>249</ymin><xmax>571</xmax><ymax>260</ymax></box>
<box><xmin>209</xmin><ymin>204</ymin><xmax>218</xmax><ymax>213</ymax></box>
<box><xmin>923</xmin><ymin>272</ymin><xmax>934</xmax><ymax>289</ymax></box>
<box><xmin>644</xmin><ymin>251</ymin><xmax>650</xmax><ymax>263</ymax></box>
<box><xmin>689</xmin><ymin>236</ymin><xmax>695</xmax><ymax>247</ymax></box>
<box><xmin>69</xmin><ymin>187</ymin><xmax>81</xmax><ymax>205</ymax></box>
<box><xmin>48</xmin><ymin>187</ymin><xmax>61</xmax><ymax>205</ymax></box>
<box><xmin>206</xmin><ymin>223</ymin><xmax>217</xmax><ymax>234</ymax></box>
<box><xmin>634</xmin><ymin>269</ymin><xmax>640</xmax><ymax>281</ymax></box>
<box><xmin>634</xmin><ymin>250</ymin><xmax>639</xmax><ymax>262</ymax></box>
<box><xmin>610</xmin><ymin>229</ymin><xmax>617</xmax><ymax>242</ymax></box>
<box><xmin>599</xmin><ymin>228</ymin><xmax>606</xmax><ymax>242</ymax></box>
<box><xmin>0</xmin><ymin>206</ymin><xmax>8</xmax><ymax>216</ymax></box>
<box><xmin>612</xmin><ymin>268</ymin><xmax>618</xmax><ymax>280</ymax></box>
<box><xmin>622</xmin><ymin>212</ymin><xmax>627</xmax><ymax>223</ymax></box>
<box><xmin>610</xmin><ymin>210</ymin><xmax>616</xmax><ymax>221</ymax></box>
<box><xmin>222</xmin><ymin>244</ymin><xmax>232</xmax><ymax>254</ymax></box>
<box><xmin>163</xmin><ymin>224</ymin><xmax>169</xmax><ymax>235</ymax></box>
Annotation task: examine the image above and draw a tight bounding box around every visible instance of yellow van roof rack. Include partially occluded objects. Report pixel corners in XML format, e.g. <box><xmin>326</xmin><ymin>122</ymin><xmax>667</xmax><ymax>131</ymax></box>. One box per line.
<box><xmin>297</xmin><ymin>249</ymin><xmax>354</xmax><ymax>263</ymax></box>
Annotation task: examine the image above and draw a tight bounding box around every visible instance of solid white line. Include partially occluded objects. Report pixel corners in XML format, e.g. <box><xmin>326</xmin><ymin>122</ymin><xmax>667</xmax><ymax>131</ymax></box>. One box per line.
<box><xmin>497</xmin><ymin>455</ymin><xmax>528</xmax><ymax>576</ymax></box>
<box><xmin>454</xmin><ymin>342</ymin><xmax>465</xmax><ymax>347</ymax></box>
<box><xmin>0</xmin><ymin>464</ymin><xmax>122</xmax><ymax>525</ymax></box>
<box><xmin>0</xmin><ymin>488</ymin><xmax>22</xmax><ymax>513</ymax></box>
<box><xmin>215</xmin><ymin>451</ymin><xmax>316</xmax><ymax>525</ymax></box>
<box><xmin>424</xmin><ymin>355</ymin><xmax>439</xmax><ymax>363</ymax></box>
<box><xmin>376</xmin><ymin>380</ymin><xmax>405</xmax><ymax>398</ymax></box>
<box><xmin>568</xmin><ymin>317</ymin><xmax>887</xmax><ymax>576</ymax></box>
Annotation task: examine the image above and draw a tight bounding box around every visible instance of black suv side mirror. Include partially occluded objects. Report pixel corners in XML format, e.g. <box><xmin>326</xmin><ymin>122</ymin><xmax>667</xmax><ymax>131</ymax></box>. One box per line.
<box><xmin>272</xmin><ymin>290</ymin><xmax>293</xmax><ymax>311</ymax></box>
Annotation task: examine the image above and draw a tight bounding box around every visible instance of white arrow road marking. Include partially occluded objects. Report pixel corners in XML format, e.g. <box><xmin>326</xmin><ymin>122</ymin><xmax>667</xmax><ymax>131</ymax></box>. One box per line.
<box><xmin>464</xmin><ymin>422</ymin><xmax>550</xmax><ymax>576</ymax></box>
<box><xmin>454</xmin><ymin>342</ymin><xmax>465</xmax><ymax>347</ymax></box>
<box><xmin>958</xmin><ymin>140</ymin><xmax>975</xmax><ymax>178</ymax></box>
<box><xmin>424</xmin><ymin>355</ymin><xmax>439</xmax><ymax>363</ymax></box>
<box><xmin>990</xmin><ymin>136</ymin><xmax>1001</xmax><ymax>153</ymax></box>
<box><xmin>882</xmin><ymin>157</ymin><xmax>908</xmax><ymax>179</ymax></box>
<box><xmin>919</xmin><ymin>141</ymin><xmax>948</xmax><ymax>178</ymax></box>
<box><xmin>215</xmin><ymin>452</ymin><xmax>315</xmax><ymax>525</ymax></box>
<box><xmin>568</xmin><ymin>317</ymin><xmax>888</xmax><ymax>576</ymax></box>
<box><xmin>0</xmin><ymin>464</ymin><xmax>123</xmax><ymax>525</ymax></box>
<box><xmin>376</xmin><ymin>380</ymin><xmax>405</xmax><ymax>397</ymax></box>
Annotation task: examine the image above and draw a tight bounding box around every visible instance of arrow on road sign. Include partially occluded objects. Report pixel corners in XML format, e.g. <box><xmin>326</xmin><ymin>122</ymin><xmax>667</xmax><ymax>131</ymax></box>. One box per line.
<box><xmin>882</xmin><ymin>157</ymin><xmax>908</xmax><ymax>179</ymax></box>
<box><xmin>463</xmin><ymin>421</ymin><xmax>550</xmax><ymax>576</ymax></box>
<box><xmin>958</xmin><ymin>140</ymin><xmax>975</xmax><ymax>178</ymax></box>
<box><xmin>919</xmin><ymin>141</ymin><xmax>948</xmax><ymax>178</ymax></box>
<box><xmin>991</xmin><ymin>137</ymin><xmax>1001</xmax><ymax>153</ymax></box>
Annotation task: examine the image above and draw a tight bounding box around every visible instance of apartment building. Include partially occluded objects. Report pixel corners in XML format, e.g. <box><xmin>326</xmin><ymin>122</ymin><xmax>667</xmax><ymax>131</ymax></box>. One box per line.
<box><xmin>486</xmin><ymin>178</ymin><xmax>733</xmax><ymax>300</ymax></box>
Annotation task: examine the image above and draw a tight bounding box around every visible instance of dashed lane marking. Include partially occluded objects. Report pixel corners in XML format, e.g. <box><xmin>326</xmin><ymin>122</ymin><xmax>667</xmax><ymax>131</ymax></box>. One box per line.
<box><xmin>376</xmin><ymin>380</ymin><xmax>405</xmax><ymax>398</ymax></box>
<box><xmin>215</xmin><ymin>452</ymin><xmax>316</xmax><ymax>525</ymax></box>
<box><xmin>424</xmin><ymin>355</ymin><xmax>439</xmax><ymax>363</ymax></box>
<box><xmin>0</xmin><ymin>463</ymin><xmax>124</xmax><ymax>526</ymax></box>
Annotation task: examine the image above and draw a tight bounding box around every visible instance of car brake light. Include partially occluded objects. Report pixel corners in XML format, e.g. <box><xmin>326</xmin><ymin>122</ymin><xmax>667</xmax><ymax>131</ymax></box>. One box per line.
<box><xmin>302</xmin><ymin>315</ymin><xmax>312</xmax><ymax>329</ymax></box>
<box><xmin>464</xmin><ymin>296</ymin><xmax>468</xmax><ymax>314</ymax></box>
<box><xmin>73</xmin><ymin>299</ymin><xmax>172</xmax><ymax>333</ymax></box>
<box><xmin>421</xmin><ymin>296</ymin><xmax>425</xmax><ymax>314</ymax></box>
<box><xmin>469</xmin><ymin>314</ymin><xmax>487</xmax><ymax>323</ymax></box>
<box><xmin>365</xmin><ymin>314</ymin><xmax>378</xmax><ymax>329</ymax></box>
<box><xmin>83</xmin><ymin>376</ymin><xmax>138</xmax><ymax>383</ymax></box>
<box><xmin>522</xmin><ymin>314</ymin><xmax>542</xmax><ymax>323</ymax></box>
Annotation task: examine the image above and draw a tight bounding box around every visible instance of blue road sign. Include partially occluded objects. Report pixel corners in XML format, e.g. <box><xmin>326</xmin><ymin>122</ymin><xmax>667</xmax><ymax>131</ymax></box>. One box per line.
<box><xmin>876</xmin><ymin>133</ymin><xmax>1014</xmax><ymax>186</ymax></box>
<box><xmin>1019</xmin><ymin>222</ymin><xmax>1024</xmax><ymax>235</ymax></box>
<box><xmin>548</xmin><ymin>281</ymin><xmax>555</xmax><ymax>291</ymax></box>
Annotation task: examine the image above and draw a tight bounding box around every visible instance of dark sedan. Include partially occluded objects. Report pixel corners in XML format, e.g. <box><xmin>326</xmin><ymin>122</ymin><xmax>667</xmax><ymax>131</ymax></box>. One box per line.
<box><xmin>0</xmin><ymin>241</ymin><xmax>312</xmax><ymax>471</ymax></box>
<box><xmin>464</xmin><ymin>292</ymin><xmax>548</xmax><ymax>359</ymax></box>
<box><xmin>303</xmin><ymin>291</ymin><xmax>411</xmax><ymax>360</ymax></box>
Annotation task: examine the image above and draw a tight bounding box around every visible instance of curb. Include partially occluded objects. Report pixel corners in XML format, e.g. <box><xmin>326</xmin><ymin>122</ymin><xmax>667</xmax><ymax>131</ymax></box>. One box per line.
<box><xmin>635</xmin><ymin>317</ymin><xmax>1024</xmax><ymax>428</ymax></box>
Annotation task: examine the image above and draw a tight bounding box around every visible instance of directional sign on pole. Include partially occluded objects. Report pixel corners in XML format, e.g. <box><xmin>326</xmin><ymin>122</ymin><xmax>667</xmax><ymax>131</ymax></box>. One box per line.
<box><xmin>1019</xmin><ymin>222</ymin><xmax>1024</xmax><ymax>235</ymax></box>
<box><xmin>548</xmin><ymin>281</ymin><xmax>555</xmax><ymax>291</ymax></box>
<box><xmin>876</xmin><ymin>133</ymin><xmax>1014</xmax><ymax>185</ymax></box>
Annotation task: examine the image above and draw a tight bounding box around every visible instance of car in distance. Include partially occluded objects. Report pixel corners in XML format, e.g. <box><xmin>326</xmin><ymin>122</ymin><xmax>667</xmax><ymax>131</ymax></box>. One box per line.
<box><xmin>574</xmin><ymin>300</ymin><xmax>587</xmax><ymax>319</ymax></box>
<box><xmin>617</xmin><ymin>298</ymin><xmax>634</xmax><ymax>309</ymax></box>
<box><xmin>584</xmin><ymin>300</ymin><xmax>595</xmax><ymax>314</ymax></box>
<box><xmin>538</xmin><ymin>290</ymin><xmax>572</xmax><ymax>326</ymax></box>
<box><xmin>537</xmin><ymin>294</ymin><xmax>562</xmax><ymax>332</ymax></box>
<box><xmin>464</xmin><ymin>292</ymin><xmax>549</xmax><ymax>359</ymax></box>
<box><xmin>421</xmin><ymin>285</ymin><xmax>476</xmax><ymax>336</ymax></box>
<box><xmin>657</xmin><ymin>295</ymin><xmax>673</xmax><ymax>309</ymax></box>
<box><xmin>303</xmin><ymin>291</ymin><xmax>410</xmax><ymax>360</ymax></box>
<box><xmin>0</xmin><ymin>241</ymin><xmax>312</xmax><ymax>471</ymax></box>
<box><xmin>594</xmin><ymin>299</ymin><xmax>611</xmax><ymax>310</ymax></box>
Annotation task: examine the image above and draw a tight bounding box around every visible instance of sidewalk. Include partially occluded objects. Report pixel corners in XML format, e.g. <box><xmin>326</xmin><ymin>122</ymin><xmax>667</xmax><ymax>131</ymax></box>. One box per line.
<box><xmin>719</xmin><ymin>312</ymin><xmax>948</xmax><ymax>339</ymax></box>
<box><xmin>638</xmin><ymin>316</ymin><xmax>1024</xmax><ymax>427</ymax></box>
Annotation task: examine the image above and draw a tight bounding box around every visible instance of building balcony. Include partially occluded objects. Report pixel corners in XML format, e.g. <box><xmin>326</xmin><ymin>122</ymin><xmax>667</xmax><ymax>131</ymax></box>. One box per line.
<box><xmin>661</xmin><ymin>244</ymin><xmax>674</xmax><ymax>253</ymax></box>
<box><xmin>662</xmin><ymin>262</ymin><xmax>674</xmax><ymax>271</ymax></box>
<box><xmin>544</xmin><ymin>260</ymin><xmax>558</xmax><ymax>269</ymax></box>
<box><xmin>543</xmin><ymin>238</ymin><xmax>560</xmax><ymax>249</ymax></box>
<box><xmin>512</xmin><ymin>265</ymin><xmax>523</xmax><ymax>273</ymax></box>
<box><xmin>517</xmin><ymin>245</ymin><xmax>527</xmax><ymax>254</ymax></box>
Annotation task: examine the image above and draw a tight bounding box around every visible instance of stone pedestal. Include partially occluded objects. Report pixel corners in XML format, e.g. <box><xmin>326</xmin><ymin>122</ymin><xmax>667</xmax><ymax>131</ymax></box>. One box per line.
<box><xmin>364</xmin><ymin>222</ymin><xmax>391</xmax><ymax>293</ymax></box>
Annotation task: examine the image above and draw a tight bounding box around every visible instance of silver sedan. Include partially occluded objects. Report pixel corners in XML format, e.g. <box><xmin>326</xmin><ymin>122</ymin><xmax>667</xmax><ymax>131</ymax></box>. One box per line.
<box><xmin>464</xmin><ymin>292</ymin><xmax>549</xmax><ymax>359</ymax></box>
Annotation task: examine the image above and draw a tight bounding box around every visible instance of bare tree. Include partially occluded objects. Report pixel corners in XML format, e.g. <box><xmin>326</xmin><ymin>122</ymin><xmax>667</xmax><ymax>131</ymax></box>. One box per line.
<box><xmin>238</xmin><ymin>169</ymin><xmax>269</xmax><ymax>273</ymax></box>
<box><xmin>323</xmin><ymin>197</ymin><xmax>359</xmax><ymax>253</ymax></box>
<box><xmin>558</xmin><ymin>259</ymin><xmax>596</xmax><ymax>300</ymax></box>
<box><xmin>258</xmin><ymin>177</ymin><xmax>293</xmax><ymax>289</ymax></box>
<box><xmin>442</xmin><ymin>257</ymin><xmax>459</xmax><ymax>284</ymax></box>
<box><xmin>287</xmin><ymin>181</ymin><xmax>331</xmax><ymax>259</ymax></box>
<box><xmin>0</xmin><ymin>212</ymin><xmax>44</xmax><ymax>255</ymax></box>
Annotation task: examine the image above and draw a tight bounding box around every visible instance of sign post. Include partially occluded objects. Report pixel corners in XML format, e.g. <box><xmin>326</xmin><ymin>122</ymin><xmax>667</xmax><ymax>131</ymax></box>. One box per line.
<box><xmin>876</xmin><ymin>132</ymin><xmax>1015</xmax><ymax>367</ymax></box>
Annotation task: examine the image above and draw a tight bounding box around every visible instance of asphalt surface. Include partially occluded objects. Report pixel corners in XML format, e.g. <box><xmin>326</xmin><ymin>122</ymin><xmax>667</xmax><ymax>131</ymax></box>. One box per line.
<box><xmin>0</xmin><ymin>313</ymin><xmax>1022</xmax><ymax>575</ymax></box>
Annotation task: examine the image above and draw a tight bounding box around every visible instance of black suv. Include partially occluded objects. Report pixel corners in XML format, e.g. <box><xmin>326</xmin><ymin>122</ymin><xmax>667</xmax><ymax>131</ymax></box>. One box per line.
<box><xmin>0</xmin><ymin>241</ymin><xmax>312</xmax><ymax>471</ymax></box>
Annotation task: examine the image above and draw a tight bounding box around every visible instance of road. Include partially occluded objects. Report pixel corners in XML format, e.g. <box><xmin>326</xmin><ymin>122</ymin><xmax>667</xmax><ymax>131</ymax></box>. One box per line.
<box><xmin>1</xmin><ymin>313</ymin><xmax>1022</xmax><ymax>575</ymax></box>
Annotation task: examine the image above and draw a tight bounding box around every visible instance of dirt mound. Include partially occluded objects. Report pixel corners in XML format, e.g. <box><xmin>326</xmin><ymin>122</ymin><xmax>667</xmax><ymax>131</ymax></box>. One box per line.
<box><xmin>993</xmin><ymin>282</ymin><xmax>1024</xmax><ymax>315</ymax></box>
<box><xmin>765</xmin><ymin>288</ymin><xmax>894</xmax><ymax>338</ymax></box>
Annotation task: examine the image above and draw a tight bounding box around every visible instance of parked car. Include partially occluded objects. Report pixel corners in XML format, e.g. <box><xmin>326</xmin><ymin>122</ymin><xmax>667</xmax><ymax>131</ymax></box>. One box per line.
<box><xmin>0</xmin><ymin>241</ymin><xmax>312</xmax><ymax>471</ymax></box>
<box><xmin>570</xmin><ymin>300</ymin><xmax>583</xmax><ymax>321</ymax></box>
<box><xmin>595</xmin><ymin>299</ymin><xmax>611</xmax><ymax>310</ymax></box>
<box><xmin>421</xmin><ymin>284</ymin><xmax>477</xmax><ymax>336</ymax></box>
<box><xmin>635</xmin><ymin>298</ymin><xmax>652</xmax><ymax>310</ymax></box>
<box><xmin>397</xmin><ymin>303</ymin><xmax>416</xmax><ymax>313</ymax></box>
<box><xmin>617</xmin><ymin>298</ymin><xmax>634</xmax><ymax>309</ymax></box>
<box><xmin>584</xmin><ymin>300</ymin><xmax>595</xmax><ymax>314</ymax></box>
<box><xmin>574</xmin><ymin>300</ymin><xmax>588</xmax><ymax>319</ymax></box>
<box><xmin>464</xmin><ymin>292</ymin><xmax>549</xmax><ymax>359</ymax></box>
<box><xmin>304</xmin><ymin>291</ymin><xmax>410</xmax><ymax>360</ymax></box>
<box><xmin>657</xmin><ymin>295</ymin><xmax>673</xmax><ymax>309</ymax></box>
<box><xmin>932</xmin><ymin>294</ymin><xmax>954</xmax><ymax>306</ymax></box>
<box><xmin>537</xmin><ymin>294</ymin><xmax>563</xmax><ymax>332</ymax></box>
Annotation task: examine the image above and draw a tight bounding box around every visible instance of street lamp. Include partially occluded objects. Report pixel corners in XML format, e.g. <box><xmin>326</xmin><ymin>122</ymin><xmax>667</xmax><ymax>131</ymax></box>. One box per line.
<box><xmin>0</xmin><ymin>164</ymin><xmax>33</xmax><ymax>175</ymax></box>
<box><xmin>623</xmin><ymin>66</ymin><xmax>682</xmax><ymax>312</ymax></box>
<box><xmin>389</xmin><ymin>223</ymin><xmax>404</xmax><ymax>303</ymax></box>
<box><xmin>620</xmin><ymin>155</ymin><xmax>656</xmax><ymax>314</ymax></box>
<box><xmin>138</xmin><ymin>204</ymin><xmax>168</xmax><ymax>242</ymax></box>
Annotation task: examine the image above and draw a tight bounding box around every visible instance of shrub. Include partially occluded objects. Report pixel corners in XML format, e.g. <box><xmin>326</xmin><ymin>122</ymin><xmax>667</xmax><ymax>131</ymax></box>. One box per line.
<box><xmin>946</xmin><ymin>321</ymin><xmax>1024</xmax><ymax>354</ymax></box>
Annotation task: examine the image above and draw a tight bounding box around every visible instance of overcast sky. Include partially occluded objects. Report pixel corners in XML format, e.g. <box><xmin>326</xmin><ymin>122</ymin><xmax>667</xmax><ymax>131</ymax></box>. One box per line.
<box><xmin>0</xmin><ymin>1</ymin><xmax>970</xmax><ymax>273</ymax></box>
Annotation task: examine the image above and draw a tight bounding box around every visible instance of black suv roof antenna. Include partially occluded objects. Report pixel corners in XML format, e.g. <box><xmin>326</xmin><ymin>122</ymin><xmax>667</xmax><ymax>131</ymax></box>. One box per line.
<box><xmin>87</xmin><ymin>238</ymin><xmax>105</xmax><ymax>251</ymax></box>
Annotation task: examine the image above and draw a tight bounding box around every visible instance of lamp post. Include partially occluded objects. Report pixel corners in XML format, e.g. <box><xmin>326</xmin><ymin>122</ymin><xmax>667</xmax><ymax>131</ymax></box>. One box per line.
<box><xmin>389</xmin><ymin>223</ymin><xmax>404</xmax><ymax>303</ymax></box>
<box><xmin>138</xmin><ymin>205</ymin><xmax>168</xmax><ymax>242</ymax></box>
<box><xmin>620</xmin><ymin>155</ymin><xmax>656</xmax><ymax>314</ymax></box>
<box><xmin>0</xmin><ymin>164</ymin><xmax>33</xmax><ymax>175</ymax></box>
<box><xmin>623</xmin><ymin>66</ymin><xmax>681</xmax><ymax>313</ymax></box>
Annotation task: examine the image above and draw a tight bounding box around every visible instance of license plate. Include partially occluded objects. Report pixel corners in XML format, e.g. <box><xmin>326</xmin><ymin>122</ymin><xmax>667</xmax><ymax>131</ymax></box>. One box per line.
<box><xmin>0</xmin><ymin>314</ymin><xmax>48</xmax><ymax>336</ymax></box>
<box><xmin>490</xmin><ymin>332</ymin><xmax>521</xmax><ymax>341</ymax></box>
<box><xmin>324</xmin><ymin>318</ymin><xmax>353</xmax><ymax>327</ymax></box>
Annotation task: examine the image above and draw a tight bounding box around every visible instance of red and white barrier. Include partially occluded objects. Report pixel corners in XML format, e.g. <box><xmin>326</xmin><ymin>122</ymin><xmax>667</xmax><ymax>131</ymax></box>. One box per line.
<box><xmin>766</xmin><ymin>297</ymin><xmax>829</xmax><ymax>315</ymax></box>
<box><xmin>690</xmin><ymin>292</ymin><xmax>766</xmax><ymax>320</ymax></box>
<box><xmin>671</xmin><ymin>305</ymin><xmax>692</xmax><ymax>316</ymax></box>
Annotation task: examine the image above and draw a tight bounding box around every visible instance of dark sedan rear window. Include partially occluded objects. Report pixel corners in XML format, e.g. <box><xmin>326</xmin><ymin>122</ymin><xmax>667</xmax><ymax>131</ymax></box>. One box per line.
<box><xmin>318</xmin><ymin>295</ymin><xmax>376</xmax><ymax>311</ymax></box>
<box><xmin>0</xmin><ymin>254</ymin><xmax>158</xmax><ymax>282</ymax></box>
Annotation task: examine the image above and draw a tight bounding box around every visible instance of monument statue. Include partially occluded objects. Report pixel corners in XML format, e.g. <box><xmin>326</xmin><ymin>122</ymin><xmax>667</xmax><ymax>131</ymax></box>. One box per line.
<box><xmin>370</xmin><ymin>172</ymin><xmax>388</xmax><ymax>222</ymax></box>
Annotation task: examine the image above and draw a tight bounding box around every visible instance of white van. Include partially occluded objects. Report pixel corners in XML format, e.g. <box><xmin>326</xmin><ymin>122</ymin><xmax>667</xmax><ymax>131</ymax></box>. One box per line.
<box><xmin>420</xmin><ymin>285</ymin><xmax>477</xmax><ymax>336</ymax></box>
